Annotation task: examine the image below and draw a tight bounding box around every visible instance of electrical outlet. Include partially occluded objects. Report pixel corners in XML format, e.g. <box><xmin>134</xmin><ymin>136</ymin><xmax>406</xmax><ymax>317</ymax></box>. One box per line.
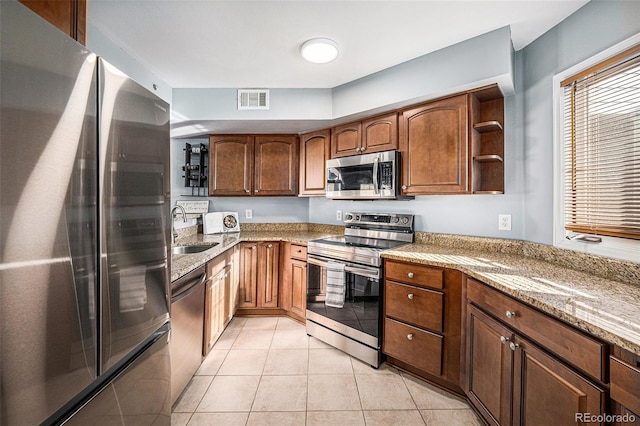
<box><xmin>245</xmin><ymin>209</ymin><xmax>253</xmax><ymax>219</ymax></box>
<box><xmin>336</xmin><ymin>210</ymin><xmax>342</xmax><ymax>221</ymax></box>
<box><xmin>498</xmin><ymin>214</ymin><xmax>512</xmax><ymax>231</ymax></box>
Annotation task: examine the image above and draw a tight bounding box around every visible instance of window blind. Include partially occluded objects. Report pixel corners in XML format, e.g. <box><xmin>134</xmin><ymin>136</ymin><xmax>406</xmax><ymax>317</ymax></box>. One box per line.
<box><xmin>562</xmin><ymin>48</ymin><xmax>640</xmax><ymax>240</ymax></box>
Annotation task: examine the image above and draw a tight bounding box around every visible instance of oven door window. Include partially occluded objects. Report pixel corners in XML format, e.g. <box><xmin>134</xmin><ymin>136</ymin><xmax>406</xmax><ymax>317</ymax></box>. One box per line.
<box><xmin>307</xmin><ymin>262</ymin><xmax>380</xmax><ymax>339</ymax></box>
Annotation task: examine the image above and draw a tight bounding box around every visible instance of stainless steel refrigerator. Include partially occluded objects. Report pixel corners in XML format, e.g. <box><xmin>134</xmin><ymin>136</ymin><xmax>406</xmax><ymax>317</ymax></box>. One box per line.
<box><xmin>1</xmin><ymin>2</ymin><xmax>172</xmax><ymax>424</ymax></box>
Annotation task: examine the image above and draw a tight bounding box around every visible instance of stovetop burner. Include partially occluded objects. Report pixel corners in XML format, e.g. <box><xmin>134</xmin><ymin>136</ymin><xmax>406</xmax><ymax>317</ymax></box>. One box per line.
<box><xmin>308</xmin><ymin>212</ymin><xmax>414</xmax><ymax>267</ymax></box>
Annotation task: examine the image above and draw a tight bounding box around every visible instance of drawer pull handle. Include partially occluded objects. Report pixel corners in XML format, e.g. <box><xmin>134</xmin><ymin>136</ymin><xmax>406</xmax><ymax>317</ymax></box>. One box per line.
<box><xmin>407</xmin><ymin>293</ymin><xmax>414</xmax><ymax>300</ymax></box>
<box><xmin>407</xmin><ymin>272</ymin><xmax>414</xmax><ymax>278</ymax></box>
<box><xmin>251</xmin><ymin>246</ymin><xmax>257</xmax><ymax>250</ymax></box>
<box><xmin>268</xmin><ymin>244</ymin><xmax>273</xmax><ymax>248</ymax></box>
<box><xmin>509</xmin><ymin>342</ymin><xmax>519</xmax><ymax>351</ymax></box>
<box><xmin>407</xmin><ymin>334</ymin><xmax>414</xmax><ymax>341</ymax></box>
<box><xmin>500</xmin><ymin>336</ymin><xmax>510</xmax><ymax>344</ymax></box>
<box><xmin>505</xmin><ymin>310</ymin><xmax>517</xmax><ymax>319</ymax></box>
<box><xmin>402</xmin><ymin>185</ymin><xmax>407</xmax><ymax>190</ymax></box>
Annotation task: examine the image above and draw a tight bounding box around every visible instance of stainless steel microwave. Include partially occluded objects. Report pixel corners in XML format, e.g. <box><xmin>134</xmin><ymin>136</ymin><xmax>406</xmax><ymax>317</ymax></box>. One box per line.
<box><xmin>326</xmin><ymin>150</ymin><xmax>407</xmax><ymax>200</ymax></box>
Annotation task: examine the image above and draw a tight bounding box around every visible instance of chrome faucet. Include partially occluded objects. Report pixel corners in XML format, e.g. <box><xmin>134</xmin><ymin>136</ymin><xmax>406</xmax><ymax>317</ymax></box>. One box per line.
<box><xmin>170</xmin><ymin>204</ymin><xmax>187</xmax><ymax>244</ymax></box>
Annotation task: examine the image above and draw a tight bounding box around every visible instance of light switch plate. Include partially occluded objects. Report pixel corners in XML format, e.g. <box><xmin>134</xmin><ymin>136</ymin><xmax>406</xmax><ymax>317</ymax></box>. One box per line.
<box><xmin>245</xmin><ymin>209</ymin><xmax>253</xmax><ymax>219</ymax></box>
<box><xmin>336</xmin><ymin>210</ymin><xmax>342</xmax><ymax>221</ymax></box>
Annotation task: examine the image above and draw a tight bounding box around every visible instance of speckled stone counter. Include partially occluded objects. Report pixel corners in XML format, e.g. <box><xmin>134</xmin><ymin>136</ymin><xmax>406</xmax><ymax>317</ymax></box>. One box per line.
<box><xmin>383</xmin><ymin>240</ymin><xmax>640</xmax><ymax>356</ymax></box>
<box><xmin>170</xmin><ymin>224</ymin><xmax>340</xmax><ymax>282</ymax></box>
<box><xmin>170</xmin><ymin>223</ymin><xmax>640</xmax><ymax>355</ymax></box>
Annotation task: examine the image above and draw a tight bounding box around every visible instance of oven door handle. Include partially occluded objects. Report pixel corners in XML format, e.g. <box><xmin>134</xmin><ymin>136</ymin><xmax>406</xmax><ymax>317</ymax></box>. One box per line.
<box><xmin>307</xmin><ymin>256</ymin><xmax>379</xmax><ymax>280</ymax></box>
<box><xmin>345</xmin><ymin>265</ymin><xmax>379</xmax><ymax>280</ymax></box>
<box><xmin>307</xmin><ymin>256</ymin><xmax>329</xmax><ymax>268</ymax></box>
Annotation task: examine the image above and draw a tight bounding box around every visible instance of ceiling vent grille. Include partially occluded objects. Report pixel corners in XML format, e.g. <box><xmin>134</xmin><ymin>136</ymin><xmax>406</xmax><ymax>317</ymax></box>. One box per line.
<box><xmin>238</xmin><ymin>89</ymin><xmax>269</xmax><ymax>110</ymax></box>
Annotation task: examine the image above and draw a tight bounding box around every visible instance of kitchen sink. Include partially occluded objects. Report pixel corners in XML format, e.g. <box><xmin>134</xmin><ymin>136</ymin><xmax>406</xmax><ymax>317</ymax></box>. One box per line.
<box><xmin>171</xmin><ymin>244</ymin><xmax>219</xmax><ymax>255</ymax></box>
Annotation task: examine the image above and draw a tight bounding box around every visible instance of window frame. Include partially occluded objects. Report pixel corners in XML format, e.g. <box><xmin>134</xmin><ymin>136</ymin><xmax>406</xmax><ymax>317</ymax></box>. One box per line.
<box><xmin>553</xmin><ymin>33</ymin><xmax>640</xmax><ymax>263</ymax></box>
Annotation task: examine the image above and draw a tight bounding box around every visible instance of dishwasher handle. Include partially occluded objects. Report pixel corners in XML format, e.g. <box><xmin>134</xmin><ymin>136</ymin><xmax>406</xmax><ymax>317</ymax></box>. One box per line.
<box><xmin>171</xmin><ymin>272</ymin><xmax>206</xmax><ymax>303</ymax></box>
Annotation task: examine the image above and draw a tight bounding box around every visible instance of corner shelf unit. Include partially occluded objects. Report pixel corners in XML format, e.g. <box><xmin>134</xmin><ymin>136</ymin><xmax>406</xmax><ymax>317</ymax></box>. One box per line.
<box><xmin>182</xmin><ymin>142</ymin><xmax>208</xmax><ymax>196</ymax></box>
<box><xmin>470</xmin><ymin>86</ymin><xmax>505</xmax><ymax>194</ymax></box>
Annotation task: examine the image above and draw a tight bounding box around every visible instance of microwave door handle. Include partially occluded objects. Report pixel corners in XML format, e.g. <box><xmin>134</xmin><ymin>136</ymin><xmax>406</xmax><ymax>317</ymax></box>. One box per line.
<box><xmin>372</xmin><ymin>157</ymin><xmax>380</xmax><ymax>194</ymax></box>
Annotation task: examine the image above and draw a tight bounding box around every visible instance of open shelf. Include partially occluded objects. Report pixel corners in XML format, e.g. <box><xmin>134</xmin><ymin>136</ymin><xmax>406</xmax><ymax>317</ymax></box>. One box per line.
<box><xmin>473</xmin><ymin>154</ymin><xmax>503</xmax><ymax>163</ymax></box>
<box><xmin>473</xmin><ymin>120</ymin><xmax>503</xmax><ymax>133</ymax></box>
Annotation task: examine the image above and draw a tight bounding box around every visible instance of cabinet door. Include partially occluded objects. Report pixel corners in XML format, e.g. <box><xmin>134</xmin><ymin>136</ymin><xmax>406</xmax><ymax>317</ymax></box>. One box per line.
<box><xmin>299</xmin><ymin>130</ymin><xmax>330</xmax><ymax>196</ymax></box>
<box><xmin>204</xmin><ymin>270</ymin><xmax>225</xmax><ymax>356</ymax></box>
<box><xmin>20</xmin><ymin>0</ymin><xmax>86</xmax><ymax>44</ymax></box>
<box><xmin>331</xmin><ymin>122</ymin><xmax>362</xmax><ymax>158</ymax></box>
<box><xmin>238</xmin><ymin>243</ymin><xmax>258</xmax><ymax>308</ymax></box>
<box><xmin>254</xmin><ymin>135</ymin><xmax>298</xmax><ymax>196</ymax></box>
<box><xmin>209</xmin><ymin>135</ymin><xmax>253</xmax><ymax>196</ymax></box>
<box><xmin>513</xmin><ymin>336</ymin><xmax>606</xmax><ymax>426</ymax></box>
<box><xmin>257</xmin><ymin>242</ymin><xmax>279</xmax><ymax>308</ymax></box>
<box><xmin>289</xmin><ymin>258</ymin><xmax>307</xmax><ymax>320</ymax></box>
<box><xmin>466</xmin><ymin>305</ymin><xmax>513</xmax><ymax>426</ymax></box>
<box><xmin>362</xmin><ymin>113</ymin><xmax>398</xmax><ymax>154</ymax></box>
<box><xmin>399</xmin><ymin>95</ymin><xmax>469</xmax><ymax>194</ymax></box>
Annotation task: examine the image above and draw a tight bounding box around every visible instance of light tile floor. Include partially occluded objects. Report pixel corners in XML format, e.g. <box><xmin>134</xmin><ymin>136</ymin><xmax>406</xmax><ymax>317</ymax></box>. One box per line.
<box><xmin>172</xmin><ymin>316</ymin><xmax>483</xmax><ymax>426</ymax></box>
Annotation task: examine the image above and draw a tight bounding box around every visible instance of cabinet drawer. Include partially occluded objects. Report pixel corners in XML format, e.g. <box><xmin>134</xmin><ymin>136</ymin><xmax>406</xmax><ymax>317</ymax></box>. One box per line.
<box><xmin>290</xmin><ymin>244</ymin><xmax>307</xmax><ymax>261</ymax></box>
<box><xmin>610</xmin><ymin>356</ymin><xmax>640</xmax><ymax>415</ymax></box>
<box><xmin>384</xmin><ymin>318</ymin><xmax>443</xmax><ymax>376</ymax></box>
<box><xmin>385</xmin><ymin>261</ymin><xmax>443</xmax><ymax>290</ymax></box>
<box><xmin>467</xmin><ymin>278</ymin><xmax>606</xmax><ymax>381</ymax></box>
<box><xmin>385</xmin><ymin>281</ymin><xmax>443</xmax><ymax>333</ymax></box>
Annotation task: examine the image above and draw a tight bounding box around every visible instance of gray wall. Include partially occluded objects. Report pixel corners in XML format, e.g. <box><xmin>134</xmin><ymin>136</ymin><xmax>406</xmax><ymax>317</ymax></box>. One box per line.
<box><xmin>168</xmin><ymin>0</ymin><xmax>640</xmax><ymax>244</ymax></box>
<box><xmin>170</xmin><ymin>138</ymin><xmax>309</xmax><ymax>223</ymax></box>
<box><xmin>518</xmin><ymin>0</ymin><xmax>640</xmax><ymax>244</ymax></box>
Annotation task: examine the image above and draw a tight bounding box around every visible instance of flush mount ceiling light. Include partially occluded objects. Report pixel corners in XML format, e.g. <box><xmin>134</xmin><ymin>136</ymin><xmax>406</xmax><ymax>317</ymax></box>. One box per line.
<box><xmin>300</xmin><ymin>38</ymin><xmax>339</xmax><ymax>64</ymax></box>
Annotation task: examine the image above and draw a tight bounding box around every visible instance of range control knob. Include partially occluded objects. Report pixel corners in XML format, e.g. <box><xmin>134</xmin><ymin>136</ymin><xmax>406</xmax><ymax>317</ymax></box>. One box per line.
<box><xmin>391</xmin><ymin>216</ymin><xmax>400</xmax><ymax>223</ymax></box>
<box><xmin>356</xmin><ymin>215</ymin><xmax>361</xmax><ymax>221</ymax></box>
<box><xmin>345</xmin><ymin>213</ymin><xmax>353</xmax><ymax>221</ymax></box>
<box><xmin>401</xmin><ymin>217</ymin><xmax>409</xmax><ymax>224</ymax></box>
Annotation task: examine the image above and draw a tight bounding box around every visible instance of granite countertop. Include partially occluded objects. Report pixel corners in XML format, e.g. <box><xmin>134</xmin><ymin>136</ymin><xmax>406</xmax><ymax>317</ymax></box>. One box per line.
<box><xmin>170</xmin><ymin>229</ymin><xmax>336</xmax><ymax>282</ymax></box>
<box><xmin>170</xmin><ymin>223</ymin><xmax>640</xmax><ymax>356</ymax></box>
<box><xmin>382</xmin><ymin>243</ymin><xmax>640</xmax><ymax>356</ymax></box>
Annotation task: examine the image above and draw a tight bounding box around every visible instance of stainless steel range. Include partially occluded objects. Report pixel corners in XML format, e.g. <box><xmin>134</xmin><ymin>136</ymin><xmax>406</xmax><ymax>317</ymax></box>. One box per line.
<box><xmin>306</xmin><ymin>212</ymin><xmax>414</xmax><ymax>367</ymax></box>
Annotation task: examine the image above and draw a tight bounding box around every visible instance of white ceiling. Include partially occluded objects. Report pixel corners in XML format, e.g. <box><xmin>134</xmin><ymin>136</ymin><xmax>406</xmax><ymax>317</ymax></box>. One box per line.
<box><xmin>88</xmin><ymin>0</ymin><xmax>589</xmax><ymax>89</ymax></box>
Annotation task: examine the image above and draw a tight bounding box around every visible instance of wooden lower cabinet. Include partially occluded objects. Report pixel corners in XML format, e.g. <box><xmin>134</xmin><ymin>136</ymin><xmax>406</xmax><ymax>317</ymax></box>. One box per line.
<box><xmin>465</xmin><ymin>278</ymin><xmax>607</xmax><ymax>426</ymax></box>
<box><xmin>610</xmin><ymin>348</ymin><xmax>640</xmax><ymax>424</ymax></box>
<box><xmin>204</xmin><ymin>264</ymin><xmax>230</xmax><ymax>356</ymax></box>
<box><xmin>203</xmin><ymin>248</ymin><xmax>237</xmax><ymax>356</ymax></box>
<box><xmin>237</xmin><ymin>241</ymin><xmax>281</xmax><ymax>314</ymax></box>
<box><xmin>466</xmin><ymin>305</ymin><xmax>513</xmax><ymax>426</ymax></box>
<box><xmin>513</xmin><ymin>336</ymin><xmax>605</xmax><ymax>426</ymax></box>
<box><xmin>382</xmin><ymin>260</ymin><xmax>462</xmax><ymax>392</ymax></box>
<box><xmin>280</xmin><ymin>242</ymin><xmax>307</xmax><ymax>322</ymax></box>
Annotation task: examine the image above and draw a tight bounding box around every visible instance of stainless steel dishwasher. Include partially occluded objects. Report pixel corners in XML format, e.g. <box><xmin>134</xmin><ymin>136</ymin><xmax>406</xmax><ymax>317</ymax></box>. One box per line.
<box><xmin>170</xmin><ymin>265</ymin><xmax>205</xmax><ymax>405</ymax></box>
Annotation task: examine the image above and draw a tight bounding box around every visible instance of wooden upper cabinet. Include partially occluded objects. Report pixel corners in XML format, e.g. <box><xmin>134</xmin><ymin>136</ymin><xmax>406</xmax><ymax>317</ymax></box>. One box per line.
<box><xmin>399</xmin><ymin>95</ymin><xmax>469</xmax><ymax>195</ymax></box>
<box><xmin>254</xmin><ymin>135</ymin><xmax>298</xmax><ymax>196</ymax></box>
<box><xmin>209</xmin><ymin>134</ymin><xmax>298</xmax><ymax>196</ymax></box>
<box><xmin>362</xmin><ymin>113</ymin><xmax>398</xmax><ymax>153</ymax></box>
<box><xmin>331</xmin><ymin>122</ymin><xmax>362</xmax><ymax>157</ymax></box>
<box><xmin>208</xmin><ymin>135</ymin><xmax>253</xmax><ymax>196</ymax></box>
<box><xmin>299</xmin><ymin>129</ymin><xmax>330</xmax><ymax>196</ymax></box>
<box><xmin>20</xmin><ymin>0</ymin><xmax>86</xmax><ymax>45</ymax></box>
<box><xmin>331</xmin><ymin>113</ymin><xmax>398</xmax><ymax>158</ymax></box>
